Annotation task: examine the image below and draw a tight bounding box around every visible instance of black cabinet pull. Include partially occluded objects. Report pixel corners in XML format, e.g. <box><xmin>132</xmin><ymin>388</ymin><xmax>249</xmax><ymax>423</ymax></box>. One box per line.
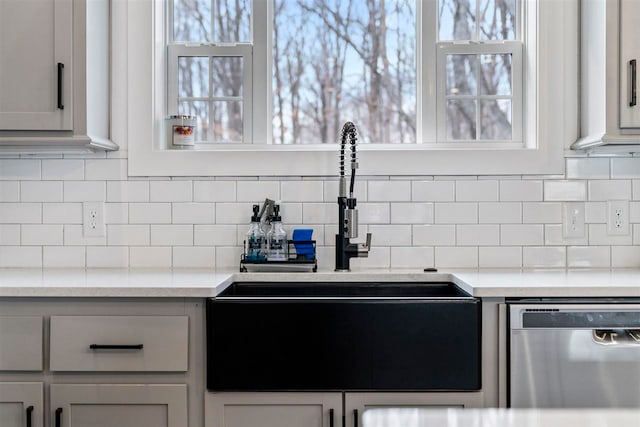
<box><xmin>57</xmin><ymin>63</ymin><xmax>64</xmax><ymax>110</ymax></box>
<box><xmin>329</xmin><ymin>408</ymin><xmax>334</xmax><ymax>427</ymax></box>
<box><xmin>55</xmin><ymin>408</ymin><xmax>62</xmax><ymax>427</ymax></box>
<box><xmin>26</xmin><ymin>405</ymin><xmax>34</xmax><ymax>427</ymax></box>
<box><xmin>631</xmin><ymin>59</ymin><xmax>637</xmax><ymax>107</ymax></box>
<box><xmin>89</xmin><ymin>344</ymin><xmax>144</xmax><ymax>350</ymax></box>
<box><xmin>353</xmin><ymin>409</ymin><xmax>358</xmax><ymax>427</ymax></box>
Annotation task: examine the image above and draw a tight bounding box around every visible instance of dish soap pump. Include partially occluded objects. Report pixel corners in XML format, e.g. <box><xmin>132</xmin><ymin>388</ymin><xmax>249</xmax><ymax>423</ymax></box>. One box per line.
<box><xmin>267</xmin><ymin>205</ymin><xmax>288</xmax><ymax>261</ymax></box>
<box><xmin>245</xmin><ymin>205</ymin><xmax>266</xmax><ymax>261</ymax></box>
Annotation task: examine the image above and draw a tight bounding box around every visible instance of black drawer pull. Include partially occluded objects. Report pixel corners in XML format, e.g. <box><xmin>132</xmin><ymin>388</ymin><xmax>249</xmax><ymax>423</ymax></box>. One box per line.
<box><xmin>329</xmin><ymin>408</ymin><xmax>334</xmax><ymax>427</ymax></box>
<box><xmin>89</xmin><ymin>344</ymin><xmax>144</xmax><ymax>350</ymax></box>
<box><xmin>26</xmin><ymin>405</ymin><xmax>34</xmax><ymax>427</ymax></box>
<box><xmin>55</xmin><ymin>408</ymin><xmax>62</xmax><ymax>427</ymax></box>
<box><xmin>57</xmin><ymin>63</ymin><xmax>64</xmax><ymax>110</ymax></box>
<box><xmin>354</xmin><ymin>409</ymin><xmax>358</xmax><ymax>427</ymax></box>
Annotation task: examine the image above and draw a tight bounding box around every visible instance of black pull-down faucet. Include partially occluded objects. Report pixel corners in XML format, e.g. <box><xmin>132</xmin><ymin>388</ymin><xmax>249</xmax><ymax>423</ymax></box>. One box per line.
<box><xmin>335</xmin><ymin>122</ymin><xmax>372</xmax><ymax>272</ymax></box>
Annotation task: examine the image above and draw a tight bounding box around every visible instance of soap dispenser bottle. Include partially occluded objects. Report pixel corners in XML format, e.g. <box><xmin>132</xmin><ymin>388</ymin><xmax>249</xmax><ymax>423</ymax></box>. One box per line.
<box><xmin>245</xmin><ymin>205</ymin><xmax>266</xmax><ymax>261</ymax></box>
<box><xmin>267</xmin><ymin>205</ymin><xmax>288</xmax><ymax>261</ymax></box>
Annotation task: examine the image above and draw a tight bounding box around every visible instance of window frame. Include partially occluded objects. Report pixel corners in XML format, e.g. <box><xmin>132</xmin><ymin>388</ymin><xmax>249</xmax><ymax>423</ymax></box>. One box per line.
<box><xmin>125</xmin><ymin>0</ymin><xmax>576</xmax><ymax>177</ymax></box>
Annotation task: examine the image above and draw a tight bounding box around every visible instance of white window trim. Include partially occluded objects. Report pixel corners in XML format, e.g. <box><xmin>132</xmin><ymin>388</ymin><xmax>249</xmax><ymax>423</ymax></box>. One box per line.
<box><xmin>124</xmin><ymin>0</ymin><xmax>576</xmax><ymax>177</ymax></box>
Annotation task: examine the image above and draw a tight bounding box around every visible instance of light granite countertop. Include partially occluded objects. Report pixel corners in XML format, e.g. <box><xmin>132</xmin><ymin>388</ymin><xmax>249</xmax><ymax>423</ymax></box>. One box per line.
<box><xmin>0</xmin><ymin>267</ymin><xmax>639</xmax><ymax>298</ymax></box>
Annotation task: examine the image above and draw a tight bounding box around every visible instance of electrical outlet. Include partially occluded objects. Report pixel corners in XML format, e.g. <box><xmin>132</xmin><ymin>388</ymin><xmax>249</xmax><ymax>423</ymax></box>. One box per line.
<box><xmin>83</xmin><ymin>202</ymin><xmax>105</xmax><ymax>237</ymax></box>
<box><xmin>607</xmin><ymin>200</ymin><xmax>630</xmax><ymax>236</ymax></box>
<box><xmin>563</xmin><ymin>202</ymin><xmax>585</xmax><ymax>238</ymax></box>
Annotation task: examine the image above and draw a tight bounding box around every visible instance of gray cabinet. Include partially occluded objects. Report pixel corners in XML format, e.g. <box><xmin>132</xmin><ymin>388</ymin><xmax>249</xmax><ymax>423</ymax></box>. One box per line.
<box><xmin>0</xmin><ymin>0</ymin><xmax>73</xmax><ymax>131</ymax></box>
<box><xmin>620</xmin><ymin>0</ymin><xmax>640</xmax><ymax>128</ymax></box>
<box><xmin>0</xmin><ymin>383</ymin><xmax>43</xmax><ymax>427</ymax></box>
<box><xmin>206</xmin><ymin>393</ymin><xmax>343</xmax><ymax>427</ymax></box>
<box><xmin>51</xmin><ymin>384</ymin><xmax>187</xmax><ymax>427</ymax></box>
<box><xmin>0</xmin><ymin>316</ymin><xmax>43</xmax><ymax>371</ymax></box>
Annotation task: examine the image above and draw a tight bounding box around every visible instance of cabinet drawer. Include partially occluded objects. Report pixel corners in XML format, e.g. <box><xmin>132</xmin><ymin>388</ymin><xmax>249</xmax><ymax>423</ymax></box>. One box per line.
<box><xmin>49</xmin><ymin>316</ymin><xmax>188</xmax><ymax>372</ymax></box>
<box><xmin>0</xmin><ymin>316</ymin><xmax>43</xmax><ymax>371</ymax></box>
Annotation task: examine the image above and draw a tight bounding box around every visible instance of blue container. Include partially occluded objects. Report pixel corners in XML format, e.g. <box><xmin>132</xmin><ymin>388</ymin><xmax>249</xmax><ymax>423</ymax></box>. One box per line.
<box><xmin>292</xmin><ymin>229</ymin><xmax>315</xmax><ymax>259</ymax></box>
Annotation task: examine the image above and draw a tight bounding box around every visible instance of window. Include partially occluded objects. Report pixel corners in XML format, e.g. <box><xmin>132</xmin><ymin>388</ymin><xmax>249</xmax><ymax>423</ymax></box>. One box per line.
<box><xmin>126</xmin><ymin>0</ymin><xmax>575</xmax><ymax>176</ymax></box>
<box><xmin>168</xmin><ymin>0</ymin><xmax>523</xmax><ymax>147</ymax></box>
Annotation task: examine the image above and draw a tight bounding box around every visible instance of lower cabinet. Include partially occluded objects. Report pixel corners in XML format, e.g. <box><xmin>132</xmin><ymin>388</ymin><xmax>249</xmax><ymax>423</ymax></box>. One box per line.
<box><xmin>206</xmin><ymin>392</ymin><xmax>483</xmax><ymax>427</ymax></box>
<box><xmin>50</xmin><ymin>384</ymin><xmax>187</xmax><ymax>427</ymax></box>
<box><xmin>0</xmin><ymin>382</ymin><xmax>43</xmax><ymax>427</ymax></box>
<box><xmin>205</xmin><ymin>393</ymin><xmax>343</xmax><ymax>427</ymax></box>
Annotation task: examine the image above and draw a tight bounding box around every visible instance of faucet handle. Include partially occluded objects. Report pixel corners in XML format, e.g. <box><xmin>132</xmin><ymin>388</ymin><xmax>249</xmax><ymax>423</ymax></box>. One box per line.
<box><xmin>364</xmin><ymin>233</ymin><xmax>372</xmax><ymax>250</ymax></box>
<box><xmin>357</xmin><ymin>233</ymin><xmax>372</xmax><ymax>258</ymax></box>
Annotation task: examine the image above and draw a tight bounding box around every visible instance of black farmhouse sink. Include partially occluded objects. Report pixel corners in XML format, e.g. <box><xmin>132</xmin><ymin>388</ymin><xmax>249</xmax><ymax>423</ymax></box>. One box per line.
<box><xmin>218</xmin><ymin>281</ymin><xmax>472</xmax><ymax>298</ymax></box>
<box><xmin>208</xmin><ymin>281</ymin><xmax>481</xmax><ymax>392</ymax></box>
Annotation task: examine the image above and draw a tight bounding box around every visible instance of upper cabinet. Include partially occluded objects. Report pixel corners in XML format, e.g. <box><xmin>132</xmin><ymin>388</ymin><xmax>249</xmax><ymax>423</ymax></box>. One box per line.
<box><xmin>0</xmin><ymin>0</ymin><xmax>118</xmax><ymax>153</ymax></box>
<box><xmin>574</xmin><ymin>0</ymin><xmax>640</xmax><ymax>153</ymax></box>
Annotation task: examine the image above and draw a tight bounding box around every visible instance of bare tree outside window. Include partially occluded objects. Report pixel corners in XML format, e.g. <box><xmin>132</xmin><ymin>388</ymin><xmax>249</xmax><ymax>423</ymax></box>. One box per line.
<box><xmin>273</xmin><ymin>0</ymin><xmax>417</xmax><ymax>145</ymax></box>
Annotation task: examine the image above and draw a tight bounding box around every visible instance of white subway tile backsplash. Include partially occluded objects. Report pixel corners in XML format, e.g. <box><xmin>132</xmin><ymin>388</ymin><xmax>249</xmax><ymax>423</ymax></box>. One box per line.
<box><xmin>64</xmin><ymin>225</ymin><xmax>106</xmax><ymax>246</ymax></box>
<box><xmin>324</xmin><ymin>180</ymin><xmax>367</xmax><ymax>201</ymax></box>
<box><xmin>21</xmin><ymin>181</ymin><xmax>63</xmax><ymax>202</ymax></box>
<box><xmin>216</xmin><ymin>246</ymin><xmax>243</xmax><ymax>268</ymax></box>
<box><xmin>523</xmin><ymin>247</ymin><xmax>566</xmax><ymax>268</ymax></box>
<box><xmin>237</xmin><ymin>181</ymin><xmax>280</xmax><ymax>202</ymax></box>
<box><xmin>611</xmin><ymin>158</ymin><xmax>640</xmax><ymax>179</ymax></box>
<box><xmin>216</xmin><ymin>203</ymin><xmax>253</xmax><ymax>224</ymax></box>
<box><xmin>631</xmin><ymin>202</ymin><xmax>640</xmax><ymax>223</ymax></box>
<box><xmin>588</xmin><ymin>180</ymin><xmax>632</xmax><ymax>201</ymax></box>
<box><xmin>544</xmin><ymin>181</ymin><xmax>587</xmax><ymax>201</ymax></box>
<box><xmin>43</xmin><ymin>246</ymin><xmax>86</xmax><ymax>268</ymax></box>
<box><xmin>523</xmin><ymin>203</ymin><xmax>562</xmax><ymax>224</ymax></box>
<box><xmin>566</xmin><ymin>158</ymin><xmax>610</xmax><ymax>179</ymax></box>
<box><xmin>172</xmin><ymin>203</ymin><xmax>215</xmax><ymax>224</ymax></box>
<box><xmin>368</xmin><ymin>181</ymin><xmax>411</xmax><ymax>202</ymax></box>
<box><xmin>390</xmin><ymin>247</ymin><xmax>434</xmax><ymax>269</ymax></box>
<box><xmin>21</xmin><ymin>225</ymin><xmax>63</xmax><ymax>246</ymax></box>
<box><xmin>107</xmin><ymin>225</ymin><xmax>150</xmax><ymax>246</ymax></box>
<box><xmin>0</xmin><ymin>246</ymin><xmax>42</xmax><ymax>267</ymax></box>
<box><xmin>0</xmin><ymin>203</ymin><xmax>41</xmax><ymax>223</ymax></box>
<box><xmin>303</xmin><ymin>203</ymin><xmax>337</xmax><ymax>224</ymax></box>
<box><xmin>194</xmin><ymin>181</ymin><xmax>236</xmax><ymax>202</ymax></box>
<box><xmin>391</xmin><ymin>203</ymin><xmax>433</xmax><ymax>224</ymax></box>
<box><xmin>350</xmin><ymin>247</ymin><xmax>390</xmax><ymax>269</ymax></box>
<box><xmin>500</xmin><ymin>180</ymin><xmax>543</xmax><ymax>202</ymax></box>
<box><xmin>479</xmin><ymin>246</ymin><xmax>522</xmax><ymax>268</ymax></box>
<box><xmin>87</xmin><ymin>246</ymin><xmax>129</xmax><ymax>268</ymax></box>
<box><xmin>64</xmin><ymin>182</ymin><xmax>106</xmax><ymax>202</ymax></box>
<box><xmin>130</xmin><ymin>247</ymin><xmax>172</xmax><ymax>268</ymax></box>
<box><xmin>479</xmin><ymin>203</ymin><xmax>522</xmax><ymax>224</ymax></box>
<box><xmin>435</xmin><ymin>203</ymin><xmax>478</xmax><ymax>224</ymax></box>
<box><xmin>567</xmin><ymin>246</ymin><xmax>610</xmax><ymax>268</ymax></box>
<box><xmin>150</xmin><ymin>181</ymin><xmax>192</xmax><ymax>202</ymax></box>
<box><xmin>456</xmin><ymin>180</ymin><xmax>498</xmax><ymax>202</ymax></box>
<box><xmin>173</xmin><ymin>246</ymin><xmax>215</xmax><ymax>268</ymax></box>
<box><xmin>195</xmin><ymin>225</ymin><xmax>237</xmax><ymax>246</ymax></box>
<box><xmin>0</xmin><ymin>225</ymin><xmax>20</xmax><ymax>245</ymax></box>
<box><xmin>544</xmin><ymin>224</ymin><xmax>589</xmax><ymax>246</ymax></box>
<box><xmin>107</xmin><ymin>181</ymin><xmax>149</xmax><ymax>202</ymax></box>
<box><xmin>358</xmin><ymin>203</ymin><xmax>390</xmax><ymax>224</ymax></box>
<box><xmin>413</xmin><ymin>225</ymin><xmax>456</xmax><ymax>246</ymax></box>
<box><xmin>633</xmin><ymin>180</ymin><xmax>640</xmax><ymax>200</ymax></box>
<box><xmin>0</xmin><ymin>182</ymin><xmax>19</xmax><ymax>201</ymax></box>
<box><xmin>280</xmin><ymin>203</ymin><xmax>303</xmax><ymax>224</ymax></box>
<box><xmin>151</xmin><ymin>225</ymin><xmax>193</xmax><ymax>246</ymax></box>
<box><xmin>281</xmin><ymin>181</ymin><xmax>324</xmax><ymax>202</ymax></box>
<box><xmin>435</xmin><ymin>247</ymin><xmax>478</xmax><ymax>268</ymax></box>
<box><xmin>612</xmin><ymin>246</ymin><xmax>640</xmax><ymax>268</ymax></box>
<box><xmin>85</xmin><ymin>159</ymin><xmax>128</xmax><ymax>181</ymax></box>
<box><xmin>104</xmin><ymin>203</ymin><xmax>129</xmax><ymax>224</ymax></box>
<box><xmin>129</xmin><ymin>203</ymin><xmax>171</xmax><ymax>224</ymax></box>
<box><xmin>456</xmin><ymin>225</ymin><xmax>500</xmax><ymax>246</ymax></box>
<box><xmin>585</xmin><ymin>202</ymin><xmax>607</xmax><ymax>223</ymax></box>
<box><xmin>412</xmin><ymin>181</ymin><xmax>455</xmax><ymax>202</ymax></box>
<box><xmin>589</xmin><ymin>224</ymin><xmax>633</xmax><ymax>245</ymax></box>
<box><xmin>42</xmin><ymin>159</ymin><xmax>84</xmax><ymax>180</ymax></box>
<box><xmin>367</xmin><ymin>225</ymin><xmax>412</xmax><ymax>246</ymax></box>
<box><xmin>0</xmin><ymin>160</ymin><xmax>40</xmax><ymax>180</ymax></box>
<box><xmin>501</xmin><ymin>224</ymin><xmax>544</xmax><ymax>246</ymax></box>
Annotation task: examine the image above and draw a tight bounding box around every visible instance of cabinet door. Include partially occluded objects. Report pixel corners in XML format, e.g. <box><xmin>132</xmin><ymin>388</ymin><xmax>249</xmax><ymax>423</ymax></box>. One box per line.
<box><xmin>205</xmin><ymin>393</ymin><xmax>342</xmax><ymax>427</ymax></box>
<box><xmin>620</xmin><ymin>0</ymin><xmax>640</xmax><ymax>128</ymax></box>
<box><xmin>0</xmin><ymin>383</ymin><xmax>43</xmax><ymax>427</ymax></box>
<box><xmin>0</xmin><ymin>0</ymin><xmax>72</xmax><ymax>130</ymax></box>
<box><xmin>50</xmin><ymin>384</ymin><xmax>187</xmax><ymax>427</ymax></box>
<box><xmin>345</xmin><ymin>392</ymin><xmax>483</xmax><ymax>427</ymax></box>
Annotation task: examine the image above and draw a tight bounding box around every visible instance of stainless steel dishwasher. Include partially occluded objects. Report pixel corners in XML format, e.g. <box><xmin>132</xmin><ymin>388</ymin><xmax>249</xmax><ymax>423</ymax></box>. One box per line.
<box><xmin>510</xmin><ymin>302</ymin><xmax>640</xmax><ymax>408</ymax></box>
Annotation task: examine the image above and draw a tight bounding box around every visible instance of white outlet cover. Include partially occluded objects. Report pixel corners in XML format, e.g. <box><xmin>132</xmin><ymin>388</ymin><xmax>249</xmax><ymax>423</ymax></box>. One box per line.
<box><xmin>607</xmin><ymin>200</ymin><xmax>630</xmax><ymax>236</ymax></box>
<box><xmin>83</xmin><ymin>202</ymin><xmax>106</xmax><ymax>237</ymax></box>
<box><xmin>563</xmin><ymin>202</ymin><xmax>586</xmax><ymax>238</ymax></box>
